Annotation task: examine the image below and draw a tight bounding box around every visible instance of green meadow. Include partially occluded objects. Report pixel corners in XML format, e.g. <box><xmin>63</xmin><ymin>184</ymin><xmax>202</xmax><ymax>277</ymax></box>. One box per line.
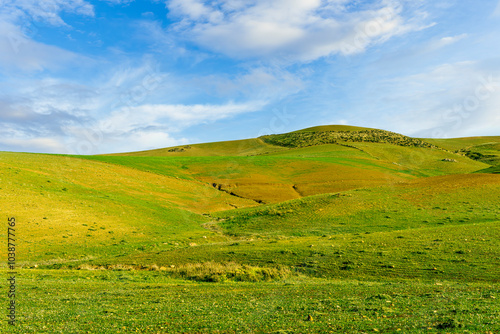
<box><xmin>1</xmin><ymin>126</ymin><xmax>499</xmax><ymax>333</ymax></box>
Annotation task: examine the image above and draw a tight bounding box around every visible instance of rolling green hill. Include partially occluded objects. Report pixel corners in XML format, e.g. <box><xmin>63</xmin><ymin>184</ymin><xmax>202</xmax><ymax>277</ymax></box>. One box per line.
<box><xmin>1</xmin><ymin>125</ymin><xmax>499</xmax><ymax>333</ymax></box>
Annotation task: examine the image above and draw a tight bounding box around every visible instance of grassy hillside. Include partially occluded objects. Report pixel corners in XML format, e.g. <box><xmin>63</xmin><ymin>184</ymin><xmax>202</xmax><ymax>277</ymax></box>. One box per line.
<box><xmin>1</xmin><ymin>124</ymin><xmax>499</xmax><ymax>333</ymax></box>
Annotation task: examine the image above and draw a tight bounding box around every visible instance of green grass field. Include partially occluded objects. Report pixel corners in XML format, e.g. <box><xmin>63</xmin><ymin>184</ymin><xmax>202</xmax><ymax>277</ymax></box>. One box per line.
<box><xmin>1</xmin><ymin>125</ymin><xmax>499</xmax><ymax>333</ymax></box>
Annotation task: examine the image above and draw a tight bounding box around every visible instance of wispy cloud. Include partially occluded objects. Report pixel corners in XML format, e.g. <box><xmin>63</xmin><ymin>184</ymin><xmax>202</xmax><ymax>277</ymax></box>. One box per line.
<box><xmin>190</xmin><ymin>67</ymin><xmax>305</xmax><ymax>101</ymax></box>
<box><xmin>430</xmin><ymin>33</ymin><xmax>468</xmax><ymax>49</ymax></box>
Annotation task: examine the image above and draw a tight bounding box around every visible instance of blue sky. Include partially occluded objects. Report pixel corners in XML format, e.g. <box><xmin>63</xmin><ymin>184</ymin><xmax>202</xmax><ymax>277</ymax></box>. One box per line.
<box><xmin>1</xmin><ymin>0</ymin><xmax>500</xmax><ymax>154</ymax></box>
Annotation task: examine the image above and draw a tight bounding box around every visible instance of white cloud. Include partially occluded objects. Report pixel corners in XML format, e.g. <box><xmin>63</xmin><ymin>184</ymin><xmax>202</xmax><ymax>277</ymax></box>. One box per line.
<box><xmin>65</xmin><ymin>101</ymin><xmax>266</xmax><ymax>154</ymax></box>
<box><xmin>165</xmin><ymin>0</ymin><xmax>430</xmax><ymax>61</ymax></box>
<box><xmin>168</xmin><ymin>0</ymin><xmax>222</xmax><ymax>22</ymax></box>
<box><xmin>428</xmin><ymin>33</ymin><xmax>468</xmax><ymax>50</ymax></box>
<box><xmin>0</xmin><ymin>60</ymin><xmax>269</xmax><ymax>154</ymax></box>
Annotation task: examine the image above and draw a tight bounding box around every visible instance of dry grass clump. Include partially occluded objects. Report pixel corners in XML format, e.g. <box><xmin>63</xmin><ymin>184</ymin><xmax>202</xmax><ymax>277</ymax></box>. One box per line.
<box><xmin>166</xmin><ymin>261</ymin><xmax>291</xmax><ymax>282</ymax></box>
<box><xmin>76</xmin><ymin>262</ymin><xmax>291</xmax><ymax>282</ymax></box>
<box><xmin>77</xmin><ymin>264</ymin><xmax>136</xmax><ymax>271</ymax></box>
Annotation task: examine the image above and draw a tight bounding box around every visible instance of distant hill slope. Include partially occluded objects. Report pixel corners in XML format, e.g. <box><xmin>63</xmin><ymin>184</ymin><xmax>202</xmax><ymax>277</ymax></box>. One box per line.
<box><xmin>0</xmin><ymin>151</ymin><xmax>258</xmax><ymax>263</ymax></box>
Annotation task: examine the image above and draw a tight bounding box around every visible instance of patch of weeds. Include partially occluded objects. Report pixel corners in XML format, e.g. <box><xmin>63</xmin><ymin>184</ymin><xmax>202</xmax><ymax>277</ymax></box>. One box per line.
<box><xmin>435</xmin><ymin>317</ymin><xmax>462</xmax><ymax>329</ymax></box>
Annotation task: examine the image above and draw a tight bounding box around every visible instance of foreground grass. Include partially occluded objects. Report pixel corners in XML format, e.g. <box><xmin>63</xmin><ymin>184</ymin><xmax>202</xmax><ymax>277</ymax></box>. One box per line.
<box><xmin>1</xmin><ymin>270</ymin><xmax>498</xmax><ymax>333</ymax></box>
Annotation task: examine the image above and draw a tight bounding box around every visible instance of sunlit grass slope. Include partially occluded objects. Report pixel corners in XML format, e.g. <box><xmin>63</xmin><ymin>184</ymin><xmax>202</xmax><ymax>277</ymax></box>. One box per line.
<box><xmin>0</xmin><ymin>152</ymin><xmax>258</xmax><ymax>265</ymax></box>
